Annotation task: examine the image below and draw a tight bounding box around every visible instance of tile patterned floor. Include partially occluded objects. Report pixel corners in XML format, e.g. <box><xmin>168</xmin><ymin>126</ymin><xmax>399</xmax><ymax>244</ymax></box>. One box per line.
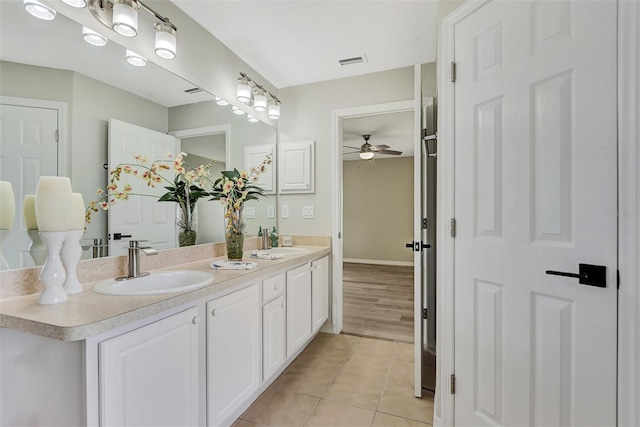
<box><xmin>234</xmin><ymin>333</ymin><xmax>434</xmax><ymax>427</ymax></box>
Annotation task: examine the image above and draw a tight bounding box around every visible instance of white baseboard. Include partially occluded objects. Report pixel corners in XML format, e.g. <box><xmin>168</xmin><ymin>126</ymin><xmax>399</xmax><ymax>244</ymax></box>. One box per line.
<box><xmin>343</xmin><ymin>258</ymin><xmax>414</xmax><ymax>267</ymax></box>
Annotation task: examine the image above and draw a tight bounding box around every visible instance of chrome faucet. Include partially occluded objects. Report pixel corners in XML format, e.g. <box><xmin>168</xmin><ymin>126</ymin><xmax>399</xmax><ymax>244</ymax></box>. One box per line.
<box><xmin>116</xmin><ymin>240</ymin><xmax>158</xmax><ymax>281</ymax></box>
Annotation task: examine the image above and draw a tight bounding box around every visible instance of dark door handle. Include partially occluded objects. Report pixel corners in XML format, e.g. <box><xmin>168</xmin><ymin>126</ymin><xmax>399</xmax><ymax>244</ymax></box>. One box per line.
<box><xmin>113</xmin><ymin>233</ymin><xmax>132</xmax><ymax>241</ymax></box>
<box><xmin>405</xmin><ymin>241</ymin><xmax>432</xmax><ymax>252</ymax></box>
<box><xmin>546</xmin><ymin>264</ymin><xmax>607</xmax><ymax>288</ymax></box>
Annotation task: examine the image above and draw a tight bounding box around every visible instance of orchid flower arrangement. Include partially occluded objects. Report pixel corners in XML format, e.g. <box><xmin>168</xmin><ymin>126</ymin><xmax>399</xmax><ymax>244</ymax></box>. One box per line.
<box><xmin>86</xmin><ymin>152</ymin><xmax>214</xmax><ymax>245</ymax></box>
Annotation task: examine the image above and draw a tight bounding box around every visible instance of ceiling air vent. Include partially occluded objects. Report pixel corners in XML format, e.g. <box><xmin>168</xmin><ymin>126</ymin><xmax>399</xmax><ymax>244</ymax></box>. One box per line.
<box><xmin>338</xmin><ymin>55</ymin><xmax>367</xmax><ymax>66</ymax></box>
<box><xmin>184</xmin><ymin>87</ymin><xmax>203</xmax><ymax>94</ymax></box>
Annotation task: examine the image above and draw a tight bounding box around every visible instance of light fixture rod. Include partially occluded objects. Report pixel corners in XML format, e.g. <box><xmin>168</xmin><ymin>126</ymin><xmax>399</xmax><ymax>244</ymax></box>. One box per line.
<box><xmin>138</xmin><ymin>0</ymin><xmax>176</xmax><ymax>31</ymax></box>
<box><xmin>239</xmin><ymin>72</ymin><xmax>280</xmax><ymax>104</ymax></box>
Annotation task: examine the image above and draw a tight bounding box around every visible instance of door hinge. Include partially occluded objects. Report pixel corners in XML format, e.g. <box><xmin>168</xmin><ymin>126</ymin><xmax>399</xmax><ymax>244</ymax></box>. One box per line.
<box><xmin>422</xmin><ymin>218</ymin><xmax>428</xmax><ymax>229</ymax></box>
<box><xmin>450</xmin><ymin>374</ymin><xmax>456</xmax><ymax>394</ymax></box>
<box><xmin>450</xmin><ymin>218</ymin><xmax>457</xmax><ymax>238</ymax></box>
<box><xmin>451</xmin><ymin>62</ymin><xmax>457</xmax><ymax>83</ymax></box>
<box><xmin>423</xmin><ymin>308</ymin><xmax>428</xmax><ymax>320</ymax></box>
<box><xmin>54</xmin><ymin>130</ymin><xmax>59</xmax><ymax>142</ymax></box>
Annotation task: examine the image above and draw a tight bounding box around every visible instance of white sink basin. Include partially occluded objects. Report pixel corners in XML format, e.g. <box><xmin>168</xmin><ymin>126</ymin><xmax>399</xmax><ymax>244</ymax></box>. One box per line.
<box><xmin>253</xmin><ymin>247</ymin><xmax>310</xmax><ymax>256</ymax></box>
<box><xmin>93</xmin><ymin>270</ymin><xmax>214</xmax><ymax>296</ymax></box>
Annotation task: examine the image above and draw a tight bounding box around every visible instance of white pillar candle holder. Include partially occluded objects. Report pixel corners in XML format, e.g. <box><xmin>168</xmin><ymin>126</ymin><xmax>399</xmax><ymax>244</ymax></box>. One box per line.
<box><xmin>27</xmin><ymin>229</ymin><xmax>48</xmax><ymax>266</ymax></box>
<box><xmin>61</xmin><ymin>230</ymin><xmax>84</xmax><ymax>294</ymax></box>
<box><xmin>0</xmin><ymin>229</ymin><xmax>9</xmax><ymax>271</ymax></box>
<box><xmin>38</xmin><ymin>231</ymin><xmax>68</xmax><ymax>305</ymax></box>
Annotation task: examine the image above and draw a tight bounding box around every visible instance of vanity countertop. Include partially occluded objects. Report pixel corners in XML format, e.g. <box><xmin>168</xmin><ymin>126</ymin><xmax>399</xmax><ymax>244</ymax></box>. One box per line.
<box><xmin>0</xmin><ymin>246</ymin><xmax>330</xmax><ymax>342</ymax></box>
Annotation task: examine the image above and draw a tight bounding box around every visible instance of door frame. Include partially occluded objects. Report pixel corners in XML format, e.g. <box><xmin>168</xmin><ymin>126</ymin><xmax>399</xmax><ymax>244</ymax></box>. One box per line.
<box><xmin>169</xmin><ymin>125</ymin><xmax>232</xmax><ymax>167</ymax></box>
<box><xmin>0</xmin><ymin>96</ymin><xmax>69</xmax><ymax>178</ymax></box>
<box><xmin>330</xmin><ymin>99</ymin><xmax>415</xmax><ymax>335</ymax></box>
<box><xmin>438</xmin><ymin>1</ymin><xmax>640</xmax><ymax>426</ymax></box>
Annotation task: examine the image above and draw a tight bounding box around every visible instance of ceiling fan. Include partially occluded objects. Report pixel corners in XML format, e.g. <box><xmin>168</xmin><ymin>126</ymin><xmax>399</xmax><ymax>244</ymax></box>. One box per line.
<box><xmin>343</xmin><ymin>134</ymin><xmax>402</xmax><ymax>160</ymax></box>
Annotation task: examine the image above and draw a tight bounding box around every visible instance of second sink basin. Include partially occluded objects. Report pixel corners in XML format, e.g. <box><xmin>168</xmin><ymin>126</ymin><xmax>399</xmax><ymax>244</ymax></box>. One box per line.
<box><xmin>253</xmin><ymin>247</ymin><xmax>310</xmax><ymax>256</ymax></box>
<box><xmin>93</xmin><ymin>270</ymin><xmax>214</xmax><ymax>296</ymax></box>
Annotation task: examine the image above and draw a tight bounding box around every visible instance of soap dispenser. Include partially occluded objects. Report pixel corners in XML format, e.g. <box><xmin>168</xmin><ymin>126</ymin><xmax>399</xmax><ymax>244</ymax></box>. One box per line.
<box><xmin>270</xmin><ymin>226</ymin><xmax>279</xmax><ymax>248</ymax></box>
<box><xmin>258</xmin><ymin>226</ymin><xmax>263</xmax><ymax>249</ymax></box>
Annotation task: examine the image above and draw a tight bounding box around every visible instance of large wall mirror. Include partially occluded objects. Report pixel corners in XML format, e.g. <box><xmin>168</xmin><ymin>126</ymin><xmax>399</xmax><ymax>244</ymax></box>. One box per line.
<box><xmin>0</xmin><ymin>0</ymin><xmax>277</xmax><ymax>269</ymax></box>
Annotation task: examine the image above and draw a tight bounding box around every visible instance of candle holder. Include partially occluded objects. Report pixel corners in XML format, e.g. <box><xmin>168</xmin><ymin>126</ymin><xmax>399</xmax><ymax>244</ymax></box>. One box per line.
<box><xmin>27</xmin><ymin>230</ymin><xmax>48</xmax><ymax>266</ymax></box>
<box><xmin>61</xmin><ymin>230</ymin><xmax>84</xmax><ymax>294</ymax></box>
<box><xmin>38</xmin><ymin>231</ymin><xmax>68</xmax><ymax>305</ymax></box>
<box><xmin>0</xmin><ymin>229</ymin><xmax>9</xmax><ymax>270</ymax></box>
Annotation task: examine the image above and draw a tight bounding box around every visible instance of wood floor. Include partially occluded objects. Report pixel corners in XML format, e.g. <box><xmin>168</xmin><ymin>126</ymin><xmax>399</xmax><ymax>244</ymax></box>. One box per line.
<box><xmin>342</xmin><ymin>263</ymin><xmax>414</xmax><ymax>343</ymax></box>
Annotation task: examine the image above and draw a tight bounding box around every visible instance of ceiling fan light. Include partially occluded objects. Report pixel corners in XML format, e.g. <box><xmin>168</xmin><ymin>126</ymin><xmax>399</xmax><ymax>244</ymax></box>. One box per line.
<box><xmin>82</xmin><ymin>26</ymin><xmax>108</xmax><ymax>46</ymax></box>
<box><xmin>126</xmin><ymin>49</ymin><xmax>146</xmax><ymax>66</ymax></box>
<box><xmin>237</xmin><ymin>77</ymin><xmax>252</xmax><ymax>103</ymax></box>
<box><xmin>154</xmin><ymin>21</ymin><xmax>176</xmax><ymax>59</ymax></box>
<box><xmin>112</xmin><ymin>0</ymin><xmax>138</xmax><ymax>37</ymax></box>
<box><xmin>24</xmin><ymin>0</ymin><xmax>56</xmax><ymax>20</ymax></box>
<box><xmin>268</xmin><ymin>100</ymin><xmax>280</xmax><ymax>120</ymax></box>
<box><xmin>215</xmin><ymin>96</ymin><xmax>229</xmax><ymax>106</ymax></box>
<box><xmin>232</xmin><ymin>106</ymin><xmax>245</xmax><ymax>115</ymax></box>
<box><xmin>253</xmin><ymin>89</ymin><xmax>267</xmax><ymax>112</ymax></box>
<box><xmin>61</xmin><ymin>0</ymin><xmax>87</xmax><ymax>8</ymax></box>
<box><xmin>359</xmin><ymin>152</ymin><xmax>374</xmax><ymax>160</ymax></box>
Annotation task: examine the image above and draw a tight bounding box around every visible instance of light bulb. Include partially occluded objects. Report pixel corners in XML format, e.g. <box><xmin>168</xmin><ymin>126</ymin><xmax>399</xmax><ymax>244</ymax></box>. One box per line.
<box><xmin>215</xmin><ymin>97</ymin><xmax>229</xmax><ymax>106</ymax></box>
<box><xmin>23</xmin><ymin>0</ymin><xmax>56</xmax><ymax>20</ymax></box>
<box><xmin>112</xmin><ymin>1</ymin><xmax>138</xmax><ymax>37</ymax></box>
<box><xmin>247</xmin><ymin>115</ymin><xmax>259</xmax><ymax>123</ymax></box>
<box><xmin>268</xmin><ymin>100</ymin><xmax>280</xmax><ymax>120</ymax></box>
<box><xmin>236</xmin><ymin>77</ymin><xmax>251</xmax><ymax>103</ymax></box>
<box><xmin>154</xmin><ymin>21</ymin><xmax>176</xmax><ymax>59</ymax></box>
<box><xmin>126</xmin><ymin>50</ymin><xmax>146</xmax><ymax>67</ymax></box>
<box><xmin>82</xmin><ymin>26</ymin><xmax>108</xmax><ymax>46</ymax></box>
<box><xmin>232</xmin><ymin>106</ymin><xmax>245</xmax><ymax>115</ymax></box>
<box><xmin>253</xmin><ymin>89</ymin><xmax>267</xmax><ymax>112</ymax></box>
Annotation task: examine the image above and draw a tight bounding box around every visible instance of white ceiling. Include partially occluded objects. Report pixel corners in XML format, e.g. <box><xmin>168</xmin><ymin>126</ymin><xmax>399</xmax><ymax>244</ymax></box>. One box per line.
<box><xmin>342</xmin><ymin>110</ymin><xmax>414</xmax><ymax>161</ymax></box>
<box><xmin>172</xmin><ymin>0</ymin><xmax>439</xmax><ymax>88</ymax></box>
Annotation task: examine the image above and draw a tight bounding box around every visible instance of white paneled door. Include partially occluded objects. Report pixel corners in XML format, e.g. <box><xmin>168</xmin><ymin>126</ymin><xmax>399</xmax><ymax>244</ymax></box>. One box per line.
<box><xmin>0</xmin><ymin>103</ymin><xmax>58</xmax><ymax>268</ymax></box>
<box><xmin>108</xmin><ymin>119</ymin><xmax>178</xmax><ymax>255</ymax></box>
<box><xmin>454</xmin><ymin>1</ymin><xmax>617</xmax><ymax>426</ymax></box>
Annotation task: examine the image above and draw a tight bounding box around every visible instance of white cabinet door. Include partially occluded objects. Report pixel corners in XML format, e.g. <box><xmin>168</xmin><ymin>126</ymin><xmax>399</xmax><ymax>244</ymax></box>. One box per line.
<box><xmin>262</xmin><ymin>295</ymin><xmax>286</xmax><ymax>381</ymax></box>
<box><xmin>278</xmin><ymin>141</ymin><xmax>314</xmax><ymax>194</ymax></box>
<box><xmin>100</xmin><ymin>307</ymin><xmax>199</xmax><ymax>427</ymax></box>
<box><xmin>207</xmin><ymin>285</ymin><xmax>260</xmax><ymax>427</ymax></box>
<box><xmin>286</xmin><ymin>263</ymin><xmax>312</xmax><ymax>358</ymax></box>
<box><xmin>244</xmin><ymin>144</ymin><xmax>276</xmax><ymax>194</ymax></box>
<box><xmin>311</xmin><ymin>256</ymin><xmax>329</xmax><ymax>333</ymax></box>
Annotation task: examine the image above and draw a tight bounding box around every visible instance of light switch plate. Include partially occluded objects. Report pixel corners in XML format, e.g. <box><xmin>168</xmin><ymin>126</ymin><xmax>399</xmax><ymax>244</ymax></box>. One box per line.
<box><xmin>302</xmin><ymin>206</ymin><xmax>314</xmax><ymax>219</ymax></box>
<box><xmin>267</xmin><ymin>205</ymin><xmax>275</xmax><ymax>219</ymax></box>
<box><xmin>281</xmin><ymin>205</ymin><xmax>289</xmax><ymax>218</ymax></box>
<box><xmin>245</xmin><ymin>207</ymin><xmax>256</xmax><ymax>219</ymax></box>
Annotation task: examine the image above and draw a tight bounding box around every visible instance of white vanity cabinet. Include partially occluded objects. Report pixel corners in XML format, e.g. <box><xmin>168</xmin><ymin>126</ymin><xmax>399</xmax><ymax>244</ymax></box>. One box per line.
<box><xmin>262</xmin><ymin>273</ymin><xmax>286</xmax><ymax>381</ymax></box>
<box><xmin>311</xmin><ymin>255</ymin><xmax>329</xmax><ymax>333</ymax></box>
<box><xmin>286</xmin><ymin>263</ymin><xmax>312</xmax><ymax>358</ymax></box>
<box><xmin>206</xmin><ymin>284</ymin><xmax>260</xmax><ymax>427</ymax></box>
<box><xmin>99</xmin><ymin>307</ymin><xmax>200</xmax><ymax>427</ymax></box>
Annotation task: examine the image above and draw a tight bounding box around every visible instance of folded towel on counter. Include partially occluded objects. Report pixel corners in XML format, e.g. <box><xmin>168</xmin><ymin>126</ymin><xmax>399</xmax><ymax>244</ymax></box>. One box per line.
<box><xmin>210</xmin><ymin>261</ymin><xmax>257</xmax><ymax>270</ymax></box>
<box><xmin>250</xmin><ymin>252</ymin><xmax>284</xmax><ymax>260</ymax></box>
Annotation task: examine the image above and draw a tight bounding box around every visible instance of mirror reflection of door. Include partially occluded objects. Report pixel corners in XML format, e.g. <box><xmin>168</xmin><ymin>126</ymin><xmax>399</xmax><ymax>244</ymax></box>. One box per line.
<box><xmin>179</xmin><ymin>132</ymin><xmax>227</xmax><ymax>244</ymax></box>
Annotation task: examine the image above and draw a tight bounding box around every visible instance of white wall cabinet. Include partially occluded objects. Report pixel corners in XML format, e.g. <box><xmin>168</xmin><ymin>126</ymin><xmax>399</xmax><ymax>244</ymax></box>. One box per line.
<box><xmin>244</xmin><ymin>144</ymin><xmax>276</xmax><ymax>194</ymax></box>
<box><xmin>311</xmin><ymin>256</ymin><xmax>330</xmax><ymax>333</ymax></box>
<box><xmin>206</xmin><ymin>284</ymin><xmax>260</xmax><ymax>427</ymax></box>
<box><xmin>278</xmin><ymin>141</ymin><xmax>315</xmax><ymax>194</ymax></box>
<box><xmin>262</xmin><ymin>295</ymin><xmax>286</xmax><ymax>381</ymax></box>
<box><xmin>286</xmin><ymin>263</ymin><xmax>312</xmax><ymax>358</ymax></box>
<box><xmin>99</xmin><ymin>307</ymin><xmax>200</xmax><ymax>427</ymax></box>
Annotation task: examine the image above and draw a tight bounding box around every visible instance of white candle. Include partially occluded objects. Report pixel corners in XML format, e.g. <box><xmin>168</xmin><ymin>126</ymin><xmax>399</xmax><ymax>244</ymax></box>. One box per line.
<box><xmin>0</xmin><ymin>181</ymin><xmax>15</xmax><ymax>230</ymax></box>
<box><xmin>69</xmin><ymin>193</ymin><xmax>86</xmax><ymax>231</ymax></box>
<box><xmin>35</xmin><ymin>177</ymin><xmax>73</xmax><ymax>232</ymax></box>
<box><xmin>23</xmin><ymin>195</ymin><xmax>38</xmax><ymax>230</ymax></box>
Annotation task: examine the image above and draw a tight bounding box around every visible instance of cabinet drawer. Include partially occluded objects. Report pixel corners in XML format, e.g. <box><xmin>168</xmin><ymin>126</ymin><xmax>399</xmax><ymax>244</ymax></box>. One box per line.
<box><xmin>262</xmin><ymin>273</ymin><xmax>285</xmax><ymax>302</ymax></box>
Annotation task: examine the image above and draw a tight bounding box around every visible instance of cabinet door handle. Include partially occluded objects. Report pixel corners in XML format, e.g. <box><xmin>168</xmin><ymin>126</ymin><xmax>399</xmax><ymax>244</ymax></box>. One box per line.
<box><xmin>211</xmin><ymin>309</ymin><xmax>217</xmax><ymax>317</ymax></box>
<box><xmin>274</xmin><ymin>284</ymin><xmax>279</xmax><ymax>290</ymax></box>
<box><xmin>192</xmin><ymin>316</ymin><xmax>200</xmax><ymax>325</ymax></box>
<box><xmin>281</xmin><ymin>302</ymin><xmax>285</xmax><ymax>308</ymax></box>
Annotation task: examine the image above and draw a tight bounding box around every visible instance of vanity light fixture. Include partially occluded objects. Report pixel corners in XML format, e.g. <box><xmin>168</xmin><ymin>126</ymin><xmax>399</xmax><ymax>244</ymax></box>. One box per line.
<box><xmin>24</xmin><ymin>0</ymin><xmax>56</xmax><ymax>20</ymax></box>
<box><xmin>61</xmin><ymin>0</ymin><xmax>87</xmax><ymax>8</ymax></box>
<box><xmin>82</xmin><ymin>26</ymin><xmax>108</xmax><ymax>46</ymax></box>
<box><xmin>215</xmin><ymin>96</ymin><xmax>229</xmax><ymax>106</ymax></box>
<box><xmin>359</xmin><ymin>151</ymin><xmax>375</xmax><ymax>160</ymax></box>
<box><xmin>125</xmin><ymin>49</ymin><xmax>146</xmax><ymax>66</ymax></box>
<box><xmin>232</xmin><ymin>106</ymin><xmax>245</xmax><ymax>115</ymax></box>
<box><xmin>88</xmin><ymin>0</ymin><xmax>178</xmax><ymax>58</ymax></box>
<box><xmin>247</xmin><ymin>115</ymin><xmax>259</xmax><ymax>123</ymax></box>
<box><xmin>237</xmin><ymin>72</ymin><xmax>282</xmax><ymax>120</ymax></box>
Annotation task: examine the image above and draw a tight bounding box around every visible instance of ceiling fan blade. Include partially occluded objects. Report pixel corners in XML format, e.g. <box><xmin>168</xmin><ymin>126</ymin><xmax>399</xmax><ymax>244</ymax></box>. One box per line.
<box><xmin>370</xmin><ymin>144</ymin><xmax>390</xmax><ymax>150</ymax></box>
<box><xmin>377</xmin><ymin>149</ymin><xmax>402</xmax><ymax>155</ymax></box>
<box><xmin>343</xmin><ymin>151</ymin><xmax>360</xmax><ymax>155</ymax></box>
<box><xmin>343</xmin><ymin>146</ymin><xmax>362</xmax><ymax>150</ymax></box>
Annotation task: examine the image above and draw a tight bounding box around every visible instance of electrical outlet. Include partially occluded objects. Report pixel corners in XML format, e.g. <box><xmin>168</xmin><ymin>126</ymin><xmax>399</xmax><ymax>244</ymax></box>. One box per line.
<box><xmin>245</xmin><ymin>207</ymin><xmax>256</xmax><ymax>219</ymax></box>
<box><xmin>302</xmin><ymin>206</ymin><xmax>315</xmax><ymax>219</ymax></box>
<box><xmin>267</xmin><ymin>205</ymin><xmax>275</xmax><ymax>219</ymax></box>
<box><xmin>281</xmin><ymin>205</ymin><xmax>289</xmax><ymax>219</ymax></box>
